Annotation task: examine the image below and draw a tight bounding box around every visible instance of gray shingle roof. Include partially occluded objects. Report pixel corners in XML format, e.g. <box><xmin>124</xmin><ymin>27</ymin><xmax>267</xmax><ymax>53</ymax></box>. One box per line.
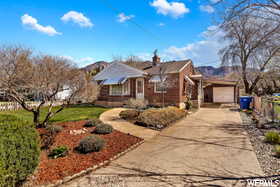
<box><xmin>93</xmin><ymin>62</ymin><xmax>147</xmax><ymax>81</ymax></box>
<box><xmin>144</xmin><ymin>60</ymin><xmax>192</xmax><ymax>74</ymax></box>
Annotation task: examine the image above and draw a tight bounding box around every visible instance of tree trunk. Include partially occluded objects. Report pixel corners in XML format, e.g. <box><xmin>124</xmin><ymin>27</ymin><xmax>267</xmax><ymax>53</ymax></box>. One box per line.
<box><xmin>242</xmin><ymin>72</ymin><xmax>251</xmax><ymax>94</ymax></box>
<box><xmin>33</xmin><ymin>111</ymin><xmax>41</xmax><ymax>128</ymax></box>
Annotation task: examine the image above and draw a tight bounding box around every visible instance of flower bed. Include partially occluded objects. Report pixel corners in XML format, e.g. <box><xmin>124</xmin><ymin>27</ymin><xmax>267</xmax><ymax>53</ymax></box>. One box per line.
<box><xmin>31</xmin><ymin>120</ymin><xmax>142</xmax><ymax>185</ymax></box>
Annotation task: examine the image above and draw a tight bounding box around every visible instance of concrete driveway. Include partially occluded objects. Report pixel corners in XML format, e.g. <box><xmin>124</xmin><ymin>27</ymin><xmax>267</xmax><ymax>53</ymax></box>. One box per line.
<box><xmin>63</xmin><ymin>108</ymin><xmax>263</xmax><ymax>187</ymax></box>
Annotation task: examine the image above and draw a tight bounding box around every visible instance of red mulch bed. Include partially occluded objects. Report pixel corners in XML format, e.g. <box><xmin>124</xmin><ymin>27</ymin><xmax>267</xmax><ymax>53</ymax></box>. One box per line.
<box><xmin>32</xmin><ymin>120</ymin><xmax>142</xmax><ymax>185</ymax></box>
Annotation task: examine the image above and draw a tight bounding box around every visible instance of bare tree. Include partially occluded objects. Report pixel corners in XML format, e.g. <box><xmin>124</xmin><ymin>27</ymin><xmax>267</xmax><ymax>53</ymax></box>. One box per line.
<box><xmin>156</xmin><ymin>65</ymin><xmax>177</xmax><ymax>107</ymax></box>
<box><xmin>220</xmin><ymin>13</ymin><xmax>280</xmax><ymax>94</ymax></box>
<box><xmin>214</xmin><ymin>0</ymin><xmax>280</xmax><ymax>21</ymax></box>
<box><xmin>0</xmin><ymin>46</ymin><xmax>90</xmax><ymax>128</ymax></box>
<box><xmin>76</xmin><ymin>72</ymin><xmax>100</xmax><ymax>103</ymax></box>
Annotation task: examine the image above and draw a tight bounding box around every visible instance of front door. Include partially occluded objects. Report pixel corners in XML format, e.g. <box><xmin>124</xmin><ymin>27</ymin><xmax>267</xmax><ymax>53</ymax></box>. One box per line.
<box><xmin>136</xmin><ymin>78</ymin><xmax>144</xmax><ymax>99</ymax></box>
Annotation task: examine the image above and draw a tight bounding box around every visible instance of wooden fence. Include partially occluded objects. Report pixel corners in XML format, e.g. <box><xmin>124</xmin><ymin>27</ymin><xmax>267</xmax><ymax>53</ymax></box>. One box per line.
<box><xmin>0</xmin><ymin>101</ymin><xmax>63</xmax><ymax>111</ymax></box>
<box><xmin>252</xmin><ymin>96</ymin><xmax>280</xmax><ymax>122</ymax></box>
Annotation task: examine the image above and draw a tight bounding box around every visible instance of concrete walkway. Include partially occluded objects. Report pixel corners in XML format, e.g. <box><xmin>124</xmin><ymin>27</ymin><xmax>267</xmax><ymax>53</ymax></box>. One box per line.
<box><xmin>100</xmin><ymin>108</ymin><xmax>159</xmax><ymax>140</ymax></box>
<box><xmin>63</xmin><ymin>108</ymin><xmax>263</xmax><ymax>187</ymax></box>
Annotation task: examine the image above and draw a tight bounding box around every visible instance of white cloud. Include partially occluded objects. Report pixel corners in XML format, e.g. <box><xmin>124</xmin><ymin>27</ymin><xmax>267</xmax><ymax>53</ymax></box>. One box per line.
<box><xmin>61</xmin><ymin>56</ymin><xmax>95</xmax><ymax>67</ymax></box>
<box><xmin>117</xmin><ymin>13</ymin><xmax>135</xmax><ymax>23</ymax></box>
<box><xmin>158</xmin><ymin>22</ymin><xmax>165</xmax><ymax>26</ymax></box>
<box><xmin>78</xmin><ymin>57</ymin><xmax>94</xmax><ymax>64</ymax></box>
<box><xmin>162</xmin><ymin>25</ymin><xmax>227</xmax><ymax>66</ymax></box>
<box><xmin>200</xmin><ymin>5</ymin><xmax>215</xmax><ymax>13</ymax></box>
<box><xmin>60</xmin><ymin>55</ymin><xmax>75</xmax><ymax>61</ymax></box>
<box><xmin>61</xmin><ymin>11</ymin><xmax>93</xmax><ymax>27</ymax></box>
<box><xmin>21</xmin><ymin>14</ymin><xmax>61</xmax><ymax>36</ymax></box>
<box><xmin>150</xmin><ymin>0</ymin><xmax>190</xmax><ymax>18</ymax></box>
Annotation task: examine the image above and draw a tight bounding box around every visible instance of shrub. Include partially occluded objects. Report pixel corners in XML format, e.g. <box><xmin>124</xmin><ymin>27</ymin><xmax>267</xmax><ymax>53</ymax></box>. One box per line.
<box><xmin>40</xmin><ymin>132</ymin><xmax>56</xmax><ymax>150</ymax></box>
<box><xmin>0</xmin><ymin>120</ymin><xmax>40</xmax><ymax>186</ymax></box>
<box><xmin>48</xmin><ymin>146</ymin><xmax>68</xmax><ymax>159</ymax></box>
<box><xmin>46</xmin><ymin>125</ymin><xmax>63</xmax><ymax>134</ymax></box>
<box><xmin>137</xmin><ymin>107</ymin><xmax>187</xmax><ymax>129</ymax></box>
<box><xmin>76</xmin><ymin>135</ymin><xmax>105</xmax><ymax>154</ymax></box>
<box><xmin>119</xmin><ymin>109</ymin><xmax>140</xmax><ymax>120</ymax></box>
<box><xmin>84</xmin><ymin>119</ymin><xmax>103</xmax><ymax>127</ymax></box>
<box><xmin>274</xmin><ymin>145</ymin><xmax>280</xmax><ymax>158</ymax></box>
<box><xmin>126</xmin><ymin>98</ymin><xmax>148</xmax><ymax>109</ymax></box>
<box><xmin>265</xmin><ymin>131</ymin><xmax>280</xmax><ymax>144</ymax></box>
<box><xmin>93</xmin><ymin>124</ymin><xmax>113</xmax><ymax>134</ymax></box>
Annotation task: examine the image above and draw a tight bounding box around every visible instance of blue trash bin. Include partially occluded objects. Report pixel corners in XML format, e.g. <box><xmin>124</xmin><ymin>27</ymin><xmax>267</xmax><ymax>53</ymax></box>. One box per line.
<box><xmin>239</xmin><ymin>96</ymin><xmax>253</xmax><ymax>110</ymax></box>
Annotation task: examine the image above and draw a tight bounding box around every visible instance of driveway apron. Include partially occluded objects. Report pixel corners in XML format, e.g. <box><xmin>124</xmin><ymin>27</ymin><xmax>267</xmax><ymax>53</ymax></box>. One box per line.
<box><xmin>63</xmin><ymin>108</ymin><xmax>263</xmax><ymax>187</ymax></box>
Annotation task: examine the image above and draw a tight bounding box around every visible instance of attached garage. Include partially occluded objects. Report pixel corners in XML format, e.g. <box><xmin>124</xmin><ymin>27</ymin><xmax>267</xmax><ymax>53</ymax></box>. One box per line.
<box><xmin>213</xmin><ymin>87</ymin><xmax>235</xmax><ymax>103</ymax></box>
<box><xmin>203</xmin><ymin>79</ymin><xmax>239</xmax><ymax>103</ymax></box>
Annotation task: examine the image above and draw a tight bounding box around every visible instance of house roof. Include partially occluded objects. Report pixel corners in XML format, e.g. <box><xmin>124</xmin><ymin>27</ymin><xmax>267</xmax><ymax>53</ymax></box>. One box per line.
<box><xmin>144</xmin><ymin>60</ymin><xmax>192</xmax><ymax>74</ymax></box>
<box><xmin>93</xmin><ymin>62</ymin><xmax>147</xmax><ymax>82</ymax></box>
<box><xmin>93</xmin><ymin>59</ymin><xmax>195</xmax><ymax>84</ymax></box>
<box><xmin>204</xmin><ymin>79</ymin><xmax>238</xmax><ymax>86</ymax></box>
<box><xmin>123</xmin><ymin>61</ymin><xmax>153</xmax><ymax>70</ymax></box>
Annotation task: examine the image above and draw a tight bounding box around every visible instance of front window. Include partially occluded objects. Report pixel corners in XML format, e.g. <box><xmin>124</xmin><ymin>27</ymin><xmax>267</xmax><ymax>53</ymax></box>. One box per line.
<box><xmin>154</xmin><ymin>82</ymin><xmax>167</xmax><ymax>93</ymax></box>
<box><xmin>110</xmin><ymin>85</ymin><xmax>123</xmax><ymax>95</ymax></box>
<box><xmin>109</xmin><ymin>80</ymin><xmax>130</xmax><ymax>96</ymax></box>
<box><xmin>122</xmin><ymin>80</ymin><xmax>130</xmax><ymax>95</ymax></box>
<box><xmin>137</xmin><ymin>80</ymin><xmax>143</xmax><ymax>94</ymax></box>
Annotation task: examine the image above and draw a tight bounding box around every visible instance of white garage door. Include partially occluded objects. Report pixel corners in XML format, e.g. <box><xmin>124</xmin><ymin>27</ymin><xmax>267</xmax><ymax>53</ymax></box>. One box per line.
<box><xmin>213</xmin><ymin>87</ymin><xmax>235</xmax><ymax>103</ymax></box>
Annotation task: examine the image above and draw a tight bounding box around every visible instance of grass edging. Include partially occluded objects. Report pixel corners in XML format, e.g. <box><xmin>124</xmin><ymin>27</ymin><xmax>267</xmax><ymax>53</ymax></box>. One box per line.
<box><xmin>41</xmin><ymin>139</ymin><xmax>145</xmax><ymax>187</ymax></box>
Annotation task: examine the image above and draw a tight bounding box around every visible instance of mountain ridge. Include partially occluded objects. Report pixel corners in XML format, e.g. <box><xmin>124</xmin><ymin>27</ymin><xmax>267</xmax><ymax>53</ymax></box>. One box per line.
<box><xmin>81</xmin><ymin>61</ymin><xmax>239</xmax><ymax>78</ymax></box>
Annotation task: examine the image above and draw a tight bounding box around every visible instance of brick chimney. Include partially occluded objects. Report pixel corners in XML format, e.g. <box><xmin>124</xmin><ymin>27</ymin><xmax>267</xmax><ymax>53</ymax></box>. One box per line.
<box><xmin>152</xmin><ymin>49</ymin><xmax>160</xmax><ymax>66</ymax></box>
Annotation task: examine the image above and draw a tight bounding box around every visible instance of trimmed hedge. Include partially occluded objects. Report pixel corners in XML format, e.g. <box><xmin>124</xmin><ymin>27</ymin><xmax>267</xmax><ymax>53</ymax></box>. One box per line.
<box><xmin>93</xmin><ymin>124</ymin><xmax>113</xmax><ymax>134</ymax></box>
<box><xmin>0</xmin><ymin>120</ymin><xmax>40</xmax><ymax>186</ymax></box>
<box><xmin>76</xmin><ymin>135</ymin><xmax>105</xmax><ymax>154</ymax></box>
<box><xmin>137</xmin><ymin>107</ymin><xmax>187</xmax><ymax>129</ymax></box>
<box><xmin>119</xmin><ymin>110</ymin><xmax>140</xmax><ymax>120</ymax></box>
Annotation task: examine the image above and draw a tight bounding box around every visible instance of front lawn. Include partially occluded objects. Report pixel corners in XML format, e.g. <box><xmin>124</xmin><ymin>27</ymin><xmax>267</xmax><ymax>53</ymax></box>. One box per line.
<box><xmin>0</xmin><ymin>104</ymin><xmax>109</xmax><ymax>124</ymax></box>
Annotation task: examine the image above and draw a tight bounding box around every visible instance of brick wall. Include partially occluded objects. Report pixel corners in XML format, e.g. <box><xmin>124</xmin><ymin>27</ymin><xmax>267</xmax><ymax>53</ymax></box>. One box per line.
<box><xmin>179</xmin><ymin>62</ymin><xmax>197</xmax><ymax>103</ymax></box>
<box><xmin>97</xmin><ymin>79</ymin><xmax>136</xmax><ymax>102</ymax></box>
<box><xmin>145</xmin><ymin>73</ymin><xmax>180</xmax><ymax>106</ymax></box>
<box><xmin>96</xmin><ymin>63</ymin><xmax>198</xmax><ymax>107</ymax></box>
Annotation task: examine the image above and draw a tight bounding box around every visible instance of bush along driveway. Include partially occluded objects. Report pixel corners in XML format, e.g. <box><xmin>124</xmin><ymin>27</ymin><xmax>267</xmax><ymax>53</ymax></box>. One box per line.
<box><xmin>63</xmin><ymin>108</ymin><xmax>264</xmax><ymax>187</ymax></box>
<box><xmin>100</xmin><ymin>108</ymin><xmax>159</xmax><ymax>140</ymax></box>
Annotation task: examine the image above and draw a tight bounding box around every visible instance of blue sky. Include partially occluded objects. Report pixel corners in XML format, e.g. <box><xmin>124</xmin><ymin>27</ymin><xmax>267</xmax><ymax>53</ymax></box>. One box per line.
<box><xmin>0</xmin><ymin>0</ymin><xmax>225</xmax><ymax>67</ymax></box>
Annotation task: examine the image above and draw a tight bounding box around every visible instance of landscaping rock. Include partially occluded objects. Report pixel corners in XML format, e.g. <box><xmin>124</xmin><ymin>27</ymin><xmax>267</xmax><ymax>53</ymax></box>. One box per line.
<box><xmin>240</xmin><ymin>112</ymin><xmax>280</xmax><ymax>176</ymax></box>
<box><xmin>70</xmin><ymin>128</ymin><xmax>88</xmax><ymax>135</ymax></box>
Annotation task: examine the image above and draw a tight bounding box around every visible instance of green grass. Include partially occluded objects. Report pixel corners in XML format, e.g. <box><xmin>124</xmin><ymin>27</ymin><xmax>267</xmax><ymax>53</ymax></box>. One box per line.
<box><xmin>0</xmin><ymin>104</ymin><xmax>109</xmax><ymax>124</ymax></box>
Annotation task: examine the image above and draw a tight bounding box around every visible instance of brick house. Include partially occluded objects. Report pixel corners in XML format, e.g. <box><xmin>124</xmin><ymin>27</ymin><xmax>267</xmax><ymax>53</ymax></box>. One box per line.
<box><xmin>94</xmin><ymin>54</ymin><xmax>203</xmax><ymax>108</ymax></box>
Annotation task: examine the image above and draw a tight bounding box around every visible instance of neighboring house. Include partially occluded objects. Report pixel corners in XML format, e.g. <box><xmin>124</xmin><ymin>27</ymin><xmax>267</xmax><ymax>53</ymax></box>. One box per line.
<box><xmin>56</xmin><ymin>87</ymin><xmax>71</xmax><ymax>101</ymax></box>
<box><xmin>93</xmin><ymin>54</ymin><xmax>203</xmax><ymax>108</ymax></box>
<box><xmin>203</xmin><ymin>79</ymin><xmax>239</xmax><ymax>103</ymax></box>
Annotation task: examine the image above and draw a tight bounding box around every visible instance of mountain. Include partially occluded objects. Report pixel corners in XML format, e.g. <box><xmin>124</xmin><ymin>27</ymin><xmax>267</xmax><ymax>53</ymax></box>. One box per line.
<box><xmin>195</xmin><ymin>66</ymin><xmax>241</xmax><ymax>78</ymax></box>
<box><xmin>81</xmin><ymin>61</ymin><xmax>109</xmax><ymax>72</ymax></box>
<box><xmin>82</xmin><ymin>62</ymin><xmax>240</xmax><ymax>80</ymax></box>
